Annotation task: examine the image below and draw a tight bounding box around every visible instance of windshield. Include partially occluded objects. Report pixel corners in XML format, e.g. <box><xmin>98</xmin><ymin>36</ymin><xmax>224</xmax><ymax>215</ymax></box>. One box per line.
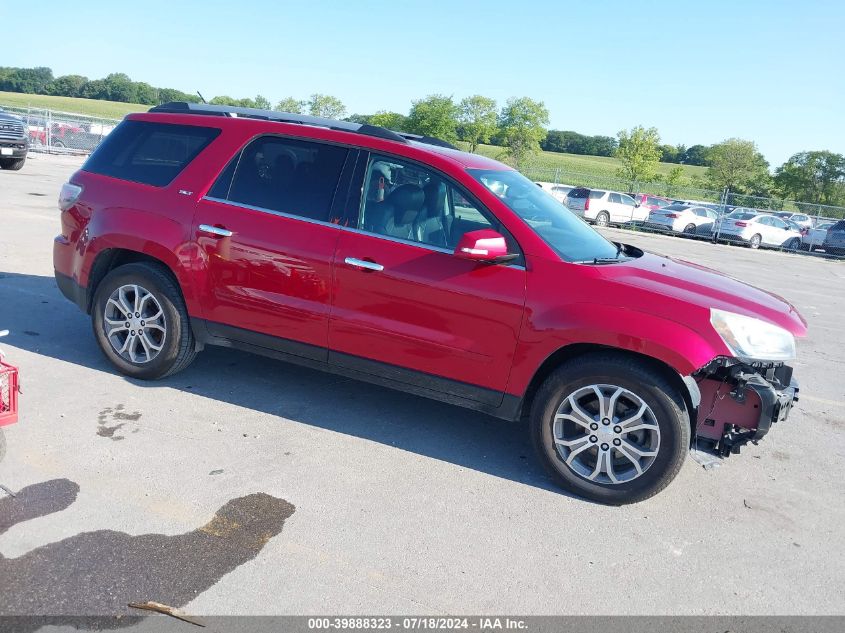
<box><xmin>468</xmin><ymin>169</ymin><xmax>624</xmax><ymax>262</ymax></box>
<box><xmin>728</xmin><ymin>211</ymin><xmax>758</xmax><ymax>220</ymax></box>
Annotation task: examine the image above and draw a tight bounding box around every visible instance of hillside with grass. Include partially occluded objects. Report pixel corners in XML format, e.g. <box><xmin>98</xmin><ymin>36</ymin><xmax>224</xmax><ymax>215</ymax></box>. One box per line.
<box><xmin>0</xmin><ymin>91</ymin><xmax>146</xmax><ymax>119</ymax></box>
<box><xmin>463</xmin><ymin>142</ymin><xmax>709</xmax><ymax>184</ymax></box>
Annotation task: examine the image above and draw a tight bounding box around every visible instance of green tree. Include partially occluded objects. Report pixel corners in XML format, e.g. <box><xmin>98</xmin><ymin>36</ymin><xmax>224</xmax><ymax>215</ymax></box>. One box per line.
<box><xmin>457</xmin><ymin>95</ymin><xmax>497</xmax><ymax>153</ymax></box>
<box><xmin>664</xmin><ymin>166</ymin><xmax>685</xmax><ymax>198</ymax></box>
<box><xmin>615</xmin><ymin>126</ymin><xmax>662</xmax><ymax>190</ymax></box>
<box><xmin>407</xmin><ymin>94</ymin><xmax>459</xmax><ymax>142</ymax></box>
<box><xmin>498</xmin><ymin>97</ymin><xmax>549</xmax><ymax>169</ymax></box>
<box><xmin>682</xmin><ymin>144</ymin><xmax>711</xmax><ymax>166</ymax></box>
<box><xmin>0</xmin><ymin>66</ymin><xmax>53</xmax><ymax>93</ymax></box>
<box><xmin>253</xmin><ymin>94</ymin><xmax>271</xmax><ymax>110</ymax></box>
<box><xmin>46</xmin><ymin>75</ymin><xmax>88</xmax><ymax>98</ymax></box>
<box><xmin>308</xmin><ymin>94</ymin><xmax>346</xmax><ymax>119</ymax></box>
<box><xmin>134</xmin><ymin>82</ymin><xmax>158</xmax><ymax>105</ymax></box>
<box><xmin>774</xmin><ymin>151</ymin><xmax>845</xmax><ymax>205</ymax></box>
<box><xmin>275</xmin><ymin>97</ymin><xmax>305</xmax><ymax>113</ymax></box>
<box><xmin>369</xmin><ymin>111</ymin><xmax>409</xmax><ymax>131</ymax></box>
<box><xmin>706</xmin><ymin>138</ymin><xmax>771</xmax><ymax>194</ymax></box>
<box><xmin>210</xmin><ymin>95</ymin><xmax>240</xmax><ymax>106</ymax></box>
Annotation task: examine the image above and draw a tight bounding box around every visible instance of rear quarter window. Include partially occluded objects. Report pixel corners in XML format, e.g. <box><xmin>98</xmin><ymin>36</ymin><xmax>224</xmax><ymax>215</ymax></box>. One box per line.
<box><xmin>589</xmin><ymin>190</ymin><xmax>606</xmax><ymax>199</ymax></box>
<box><xmin>83</xmin><ymin>119</ymin><xmax>220</xmax><ymax>187</ymax></box>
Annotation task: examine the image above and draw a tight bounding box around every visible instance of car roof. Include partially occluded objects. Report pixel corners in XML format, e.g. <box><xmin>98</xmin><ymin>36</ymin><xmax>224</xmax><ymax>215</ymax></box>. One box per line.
<box><xmin>133</xmin><ymin>102</ymin><xmax>511</xmax><ymax>173</ymax></box>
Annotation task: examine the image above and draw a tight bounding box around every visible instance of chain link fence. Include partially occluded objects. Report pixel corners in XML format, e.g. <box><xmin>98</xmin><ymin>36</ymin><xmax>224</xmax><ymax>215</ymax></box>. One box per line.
<box><xmin>0</xmin><ymin>105</ymin><xmax>120</xmax><ymax>156</ymax></box>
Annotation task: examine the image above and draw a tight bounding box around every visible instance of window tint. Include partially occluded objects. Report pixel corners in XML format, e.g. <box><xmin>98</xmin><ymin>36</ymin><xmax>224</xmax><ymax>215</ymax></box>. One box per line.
<box><xmin>589</xmin><ymin>190</ymin><xmax>606</xmax><ymax>199</ymax></box>
<box><xmin>213</xmin><ymin>136</ymin><xmax>348</xmax><ymax>222</ymax></box>
<box><xmin>84</xmin><ymin>120</ymin><xmax>220</xmax><ymax>187</ymax></box>
<box><xmin>359</xmin><ymin>155</ymin><xmax>508</xmax><ymax>252</ymax></box>
<box><xmin>693</xmin><ymin>208</ymin><xmax>707</xmax><ymax>217</ymax></box>
<box><xmin>608</xmin><ymin>193</ymin><xmax>622</xmax><ymax>204</ymax></box>
<box><xmin>831</xmin><ymin>221</ymin><xmax>845</xmax><ymax>231</ymax></box>
<box><xmin>568</xmin><ymin>188</ymin><xmax>589</xmax><ymax>199</ymax></box>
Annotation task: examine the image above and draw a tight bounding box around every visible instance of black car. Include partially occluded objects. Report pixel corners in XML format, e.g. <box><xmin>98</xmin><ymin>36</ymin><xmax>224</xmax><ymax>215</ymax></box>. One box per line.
<box><xmin>821</xmin><ymin>220</ymin><xmax>845</xmax><ymax>256</ymax></box>
<box><xmin>0</xmin><ymin>109</ymin><xmax>28</xmax><ymax>170</ymax></box>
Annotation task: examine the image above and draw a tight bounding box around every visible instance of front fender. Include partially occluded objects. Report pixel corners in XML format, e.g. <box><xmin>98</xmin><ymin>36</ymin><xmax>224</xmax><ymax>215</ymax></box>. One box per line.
<box><xmin>507</xmin><ymin>302</ymin><xmax>730</xmax><ymax>395</ymax></box>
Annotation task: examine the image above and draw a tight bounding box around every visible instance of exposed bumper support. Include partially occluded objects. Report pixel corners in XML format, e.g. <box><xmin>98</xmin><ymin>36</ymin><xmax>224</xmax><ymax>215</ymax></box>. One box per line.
<box><xmin>693</xmin><ymin>359</ymin><xmax>798</xmax><ymax>457</ymax></box>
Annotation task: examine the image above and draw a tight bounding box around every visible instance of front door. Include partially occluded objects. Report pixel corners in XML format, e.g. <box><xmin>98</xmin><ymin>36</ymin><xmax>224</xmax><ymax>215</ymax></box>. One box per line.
<box><xmin>328</xmin><ymin>154</ymin><xmax>527</xmax><ymax>404</ymax></box>
<box><xmin>192</xmin><ymin>135</ymin><xmax>353</xmax><ymax>360</ymax></box>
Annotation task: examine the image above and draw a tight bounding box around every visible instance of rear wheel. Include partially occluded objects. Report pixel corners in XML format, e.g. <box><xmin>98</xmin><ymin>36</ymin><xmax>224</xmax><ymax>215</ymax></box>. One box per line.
<box><xmin>530</xmin><ymin>353</ymin><xmax>690</xmax><ymax>505</ymax></box>
<box><xmin>595</xmin><ymin>211</ymin><xmax>610</xmax><ymax>227</ymax></box>
<box><xmin>749</xmin><ymin>234</ymin><xmax>762</xmax><ymax>249</ymax></box>
<box><xmin>785</xmin><ymin>237</ymin><xmax>801</xmax><ymax>251</ymax></box>
<box><xmin>683</xmin><ymin>223</ymin><xmax>696</xmax><ymax>234</ymax></box>
<box><xmin>92</xmin><ymin>262</ymin><xmax>197</xmax><ymax>379</ymax></box>
<box><xmin>0</xmin><ymin>157</ymin><xmax>25</xmax><ymax>171</ymax></box>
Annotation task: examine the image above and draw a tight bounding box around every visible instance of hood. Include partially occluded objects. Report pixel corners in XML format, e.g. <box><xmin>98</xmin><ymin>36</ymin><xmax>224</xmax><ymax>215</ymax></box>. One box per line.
<box><xmin>596</xmin><ymin>251</ymin><xmax>807</xmax><ymax>337</ymax></box>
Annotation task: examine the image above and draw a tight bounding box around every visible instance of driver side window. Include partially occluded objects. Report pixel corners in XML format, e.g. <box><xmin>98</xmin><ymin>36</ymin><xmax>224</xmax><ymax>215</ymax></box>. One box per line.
<box><xmin>359</xmin><ymin>155</ymin><xmax>497</xmax><ymax>251</ymax></box>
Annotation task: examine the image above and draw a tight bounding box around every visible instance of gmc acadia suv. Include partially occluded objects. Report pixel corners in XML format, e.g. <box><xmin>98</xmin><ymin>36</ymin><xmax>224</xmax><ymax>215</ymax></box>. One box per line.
<box><xmin>53</xmin><ymin>102</ymin><xmax>806</xmax><ymax>504</ymax></box>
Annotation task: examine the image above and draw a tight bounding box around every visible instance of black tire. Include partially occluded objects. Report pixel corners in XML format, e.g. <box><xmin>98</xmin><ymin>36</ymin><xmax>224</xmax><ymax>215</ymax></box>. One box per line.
<box><xmin>0</xmin><ymin>157</ymin><xmax>25</xmax><ymax>171</ymax></box>
<box><xmin>683</xmin><ymin>223</ymin><xmax>696</xmax><ymax>235</ymax></box>
<box><xmin>785</xmin><ymin>237</ymin><xmax>801</xmax><ymax>251</ymax></box>
<box><xmin>595</xmin><ymin>211</ymin><xmax>610</xmax><ymax>227</ymax></box>
<box><xmin>530</xmin><ymin>353</ymin><xmax>690</xmax><ymax>505</ymax></box>
<box><xmin>91</xmin><ymin>262</ymin><xmax>197</xmax><ymax>379</ymax></box>
<box><xmin>749</xmin><ymin>234</ymin><xmax>762</xmax><ymax>249</ymax></box>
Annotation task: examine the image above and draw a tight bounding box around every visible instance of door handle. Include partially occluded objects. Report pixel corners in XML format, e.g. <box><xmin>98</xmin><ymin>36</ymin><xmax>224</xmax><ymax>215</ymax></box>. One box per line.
<box><xmin>198</xmin><ymin>224</ymin><xmax>233</xmax><ymax>238</ymax></box>
<box><xmin>344</xmin><ymin>257</ymin><xmax>383</xmax><ymax>272</ymax></box>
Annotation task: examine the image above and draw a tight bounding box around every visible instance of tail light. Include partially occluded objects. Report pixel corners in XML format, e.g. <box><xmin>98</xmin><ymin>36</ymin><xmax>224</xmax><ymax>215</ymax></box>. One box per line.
<box><xmin>58</xmin><ymin>182</ymin><xmax>83</xmax><ymax>211</ymax></box>
<box><xmin>584</xmin><ymin>197</ymin><xmax>590</xmax><ymax>211</ymax></box>
<box><xmin>665</xmin><ymin>213</ymin><xmax>679</xmax><ymax>219</ymax></box>
<box><xmin>735</xmin><ymin>221</ymin><xmax>748</xmax><ymax>227</ymax></box>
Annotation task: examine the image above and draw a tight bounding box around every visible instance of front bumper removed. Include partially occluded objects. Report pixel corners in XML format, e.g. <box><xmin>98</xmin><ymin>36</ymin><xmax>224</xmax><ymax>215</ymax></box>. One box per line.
<box><xmin>693</xmin><ymin>358</ymin><xmax>798</xmax><ymax>457</ymax></box>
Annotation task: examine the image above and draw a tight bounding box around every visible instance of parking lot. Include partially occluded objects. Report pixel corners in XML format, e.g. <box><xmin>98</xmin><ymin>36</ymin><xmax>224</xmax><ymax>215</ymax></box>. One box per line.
<box><xmin>1</xmin><ymin>153</ymin><xmax>844</xmax><ymax>616</ymax></box>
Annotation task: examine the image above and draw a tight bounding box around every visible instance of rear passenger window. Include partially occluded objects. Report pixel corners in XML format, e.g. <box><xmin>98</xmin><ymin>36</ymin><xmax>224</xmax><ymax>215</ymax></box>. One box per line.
<box><xmin>84</xmin><ymin>120</ymin><xmax>220</xmax><ymax>187</ymax></box>
<box><xmin>211</xmin><ymin>136</ymin><xmax>348</xmax><ymax>222</ymax></box>
<box><xmin>589</xmin><ymin>190</ymin><xmax>605</xmax><ymax>199</ymax></box>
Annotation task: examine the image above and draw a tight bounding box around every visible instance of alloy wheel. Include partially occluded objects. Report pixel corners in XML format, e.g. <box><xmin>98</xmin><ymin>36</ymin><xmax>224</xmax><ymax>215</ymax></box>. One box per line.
<box><xmin>103</xmin><ymin>284</ymin><xmax>167</xmax><ymax>364</ymax></box>
<box><xmin>552</xmin><ymin>384</ymin><xmax>661</xmax><ymax>485</ymax></box>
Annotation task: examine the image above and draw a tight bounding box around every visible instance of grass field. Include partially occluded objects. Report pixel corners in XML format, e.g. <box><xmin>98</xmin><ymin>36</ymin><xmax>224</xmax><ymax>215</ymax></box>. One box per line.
<box><xmin>462</xmin><ymin>142</ymin><xmax>709</xmax><ymax>184</ymax></box>
<box><xmin>0</xmin><ymin>91</ymin><xmax>146</xmax><ymax>119</ymax></box>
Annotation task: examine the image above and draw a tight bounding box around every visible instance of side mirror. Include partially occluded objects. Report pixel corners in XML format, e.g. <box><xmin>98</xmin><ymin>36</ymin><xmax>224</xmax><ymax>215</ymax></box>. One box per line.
<box><xmin>454</xmin><ymin>229</ymin><xmax>517</xmax><ymax>263</ymax></box>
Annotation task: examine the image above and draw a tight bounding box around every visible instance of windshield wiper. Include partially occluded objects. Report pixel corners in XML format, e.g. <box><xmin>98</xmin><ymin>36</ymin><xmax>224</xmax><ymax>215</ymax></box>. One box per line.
<box><xmin>590</xmin><ymin>256</ymin><xmax>630</xmax><ymax>264</ymax></box>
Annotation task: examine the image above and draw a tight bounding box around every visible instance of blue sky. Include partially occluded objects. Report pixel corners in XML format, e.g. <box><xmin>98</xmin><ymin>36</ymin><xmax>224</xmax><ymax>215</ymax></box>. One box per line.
<box><xmin>3</xmin><ymin>0</ymin><xmax>843</xmax><ymax>166</ymax></box>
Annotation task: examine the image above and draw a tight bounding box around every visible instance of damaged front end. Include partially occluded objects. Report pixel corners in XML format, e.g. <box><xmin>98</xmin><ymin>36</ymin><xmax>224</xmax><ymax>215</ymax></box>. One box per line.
<box><xmin>692</xmin><ymin>357</ymin><xmax>798</xmax><ymax>457</ymax></box>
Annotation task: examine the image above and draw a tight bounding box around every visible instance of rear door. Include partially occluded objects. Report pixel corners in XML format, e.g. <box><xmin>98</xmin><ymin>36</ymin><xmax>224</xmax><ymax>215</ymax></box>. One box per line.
<box><xmin>328</xmin><ymin>153</ymin><xmax>527</xmax><ymax>405</ymax></box>
<box><xmin>192</xmin><ymin>135</ymin><xmax>354</xmax><ymax>360</ymax></box>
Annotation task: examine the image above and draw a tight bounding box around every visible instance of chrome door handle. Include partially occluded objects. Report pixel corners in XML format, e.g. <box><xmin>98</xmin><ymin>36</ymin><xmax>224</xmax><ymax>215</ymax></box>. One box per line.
<box><xmin>198</xmin><ymin>224</ymin><xmax>233</xmax><ymax>237</ymax></box>
<box><xmin>344</xmin><ymin>257</ymin><xmax>383</xmax><ymax>272</ymax></box>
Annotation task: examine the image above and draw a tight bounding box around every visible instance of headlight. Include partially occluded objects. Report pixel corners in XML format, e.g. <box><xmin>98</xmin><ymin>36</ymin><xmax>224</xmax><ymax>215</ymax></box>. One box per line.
<box><xmin>710</xmin><ymin>308</ymin><xmax>796</xmax><ymax>362</ymax></box>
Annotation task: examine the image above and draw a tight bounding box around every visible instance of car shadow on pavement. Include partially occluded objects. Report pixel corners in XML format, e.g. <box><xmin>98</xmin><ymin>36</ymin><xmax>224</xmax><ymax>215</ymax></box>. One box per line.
<box><xmin>0</xmin><ymin>272</ymin><xmax>562</xmax><ymax>495</ymax></box>
<box><xmin>1</xmin><ymin>478</ymin><xmax>295</xmax><ymax>630</ymax></box>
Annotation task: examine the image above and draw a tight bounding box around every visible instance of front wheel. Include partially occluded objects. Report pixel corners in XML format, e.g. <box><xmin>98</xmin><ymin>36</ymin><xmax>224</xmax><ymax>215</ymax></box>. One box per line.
<box><xmin>749</xmin><ymin>234</ymin><xmax>762</xmax><ymax>249</ymax></box>
<box><xmin>92</xmin><ymin>262</ymin><xmax>197</xmax><ymax>379</ymax></box>
<box><xmin>530</xmin><ymin>353</ymin><xmax>690</xmax><ymax>505</ymax></box>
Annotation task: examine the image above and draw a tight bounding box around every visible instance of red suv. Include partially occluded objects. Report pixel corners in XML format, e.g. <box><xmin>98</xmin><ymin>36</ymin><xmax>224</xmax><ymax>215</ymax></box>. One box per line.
<box><xmin>53</xmin><ymin>103</ymin><xmax>806</xmax><ymax>504</ymax></box>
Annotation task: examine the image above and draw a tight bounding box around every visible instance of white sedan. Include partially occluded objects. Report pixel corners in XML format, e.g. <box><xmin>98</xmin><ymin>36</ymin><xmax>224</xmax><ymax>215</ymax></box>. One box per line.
<box><xmin>713</xmin><ymin>211</ymin><xmax>803</xmax><ymax>249</ymax></box>
<box><xmin>645</xmin><ymin>204</ymin><xmax>719</xmax><ymax>235</ymax></box>
<box><xmin>802</xmin><ymin>222</ymin><xmax>835</xmax><ymax>251</ymax></box>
